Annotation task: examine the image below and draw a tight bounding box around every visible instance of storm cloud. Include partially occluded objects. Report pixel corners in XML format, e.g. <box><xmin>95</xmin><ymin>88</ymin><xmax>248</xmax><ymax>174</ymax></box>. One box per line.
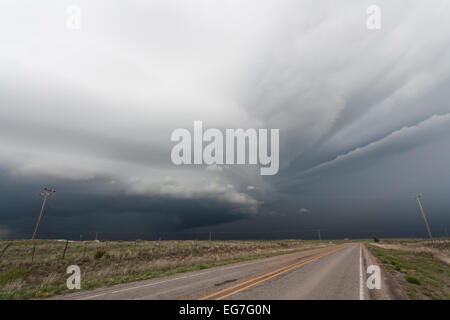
<box><xmin>1</xmin><ymin>0</ymin><xmax>449</xmax><ymax>239</ymax></box>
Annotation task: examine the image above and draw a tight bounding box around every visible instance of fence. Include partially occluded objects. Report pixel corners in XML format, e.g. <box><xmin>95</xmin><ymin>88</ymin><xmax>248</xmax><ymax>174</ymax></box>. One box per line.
<box><xmin>1</xmin><ymin>237</ymin><xmax>448</xmax><ymax>265</ymax></box>
<box><xmin>3</xmin><ymin>228</ymin><xmax>447</xmax><ymax>242</ymax></box>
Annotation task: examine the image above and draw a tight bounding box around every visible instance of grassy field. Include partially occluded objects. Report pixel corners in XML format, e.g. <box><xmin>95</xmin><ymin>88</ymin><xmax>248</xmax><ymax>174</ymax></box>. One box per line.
<box><xmin>0</xmin><ymin>239</ymin><xmax>339</xmax><ymax>300</ymax></box>
<box><xmin>367</xmin><ymin>239</ymin><xmax>450</xmax><ymax>300</ymax></box>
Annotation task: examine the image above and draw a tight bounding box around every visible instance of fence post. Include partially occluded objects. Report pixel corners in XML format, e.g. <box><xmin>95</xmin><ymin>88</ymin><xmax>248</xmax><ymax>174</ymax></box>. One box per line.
<box><xmin>0</xmin><ymin>242</ymin><xmax>12</xmax><ymax>260</ymax></box>
<box><xmin>62</xmin><ymin>240</ymin><xmax>69</xmax><ymax>259</ymax></box>
<box><xmin>83</xmin><ymin>243</ymin><xmax>87</xmax><ymax>258</ymax></box>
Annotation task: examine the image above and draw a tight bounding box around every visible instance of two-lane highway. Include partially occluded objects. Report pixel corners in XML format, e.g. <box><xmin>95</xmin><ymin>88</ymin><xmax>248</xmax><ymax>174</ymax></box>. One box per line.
<box><xmin>51</xmin><ymin>244</ymin><xmax>370</xmax><ymax>300</ymax></box>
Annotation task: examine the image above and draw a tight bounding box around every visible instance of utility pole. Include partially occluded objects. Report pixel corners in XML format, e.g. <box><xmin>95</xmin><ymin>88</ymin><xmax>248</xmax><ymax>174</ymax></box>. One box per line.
<box><xmin>318</xmin><ymin>229</ymin><xmax>321</xmax><ymax>241</ymax></box>
<box><xmin>415</xmin><ymin>194</ymin><xmax>433</xmax><ymax>241</ymax></box>
<box><xmin>32</xmin><ymin>188</ymin><xmax>56</xmax><ymax>240</ymax></box>
<box><xmin>209</xmin><ymin>231</ymin><xmax>212</xmax><ymax>241</ymax></box>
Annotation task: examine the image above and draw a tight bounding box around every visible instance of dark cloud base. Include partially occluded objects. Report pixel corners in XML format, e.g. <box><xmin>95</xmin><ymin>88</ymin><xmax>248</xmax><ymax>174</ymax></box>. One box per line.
<box><xmin>0</xmin><ymin>171</ymin><xmax>246</xmax><ymax>240</ymax></box>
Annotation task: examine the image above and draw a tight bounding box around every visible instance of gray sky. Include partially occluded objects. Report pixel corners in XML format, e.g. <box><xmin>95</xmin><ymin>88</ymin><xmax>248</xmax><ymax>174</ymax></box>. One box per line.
<box><xmin>1</xmin><ymin>0</ymin><xmax>450</xmax><ymax>239</ymax></box>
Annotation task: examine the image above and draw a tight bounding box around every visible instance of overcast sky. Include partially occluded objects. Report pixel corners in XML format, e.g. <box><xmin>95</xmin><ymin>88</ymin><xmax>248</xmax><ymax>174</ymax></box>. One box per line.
<box><xmin>1</xmin><ymin>0</ymin><xmax>450</xmax><ymax>239</ymax></box>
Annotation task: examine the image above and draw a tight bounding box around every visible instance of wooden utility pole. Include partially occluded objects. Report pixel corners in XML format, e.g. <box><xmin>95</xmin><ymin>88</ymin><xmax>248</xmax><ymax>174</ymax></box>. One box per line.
<box><xmin>31</xmin><ymin>241</ymin><xmax>37</xmax><ymax>263</ymax></box>
<box><xmin>32</xmin><ymin>188</ymin><xmax>55</xmax><ymax>240</ymax></box>
<box><xmin>32</xmin><ymin>196</ymin><xmax>48</xmax><ymax>240</ymax></box>
<box><xmin>415</xmin><ymin>194</ymin><xmax>433</xmax><ymax>241</ymax></box>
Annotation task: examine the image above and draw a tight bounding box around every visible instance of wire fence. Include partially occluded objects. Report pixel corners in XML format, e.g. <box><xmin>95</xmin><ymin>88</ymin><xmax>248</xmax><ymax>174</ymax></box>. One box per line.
<box><xmin>0</xmin><ymin>237</ymin><xmax>341</xmax><ymax>265</ymax></box>
<box><xmin>0</xmin><ymin>235</ymin><xmax>448</xmax><ymax>265</ymax></box>
<box><xmin>1</xmin><ymin>231</ymin><xmax>440</xmax><ymax>241</ymax></box>
<box><xmin>2</xmin><ymin>227</ymin><xmax>449</xmax><ymax>241</ymax></box>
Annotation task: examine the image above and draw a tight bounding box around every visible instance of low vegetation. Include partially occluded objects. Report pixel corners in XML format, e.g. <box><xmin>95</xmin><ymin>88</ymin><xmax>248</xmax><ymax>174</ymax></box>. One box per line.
<box><xmin>367</xmin><ymin>241</ymin><xmax>450</xmax><ymax>300</ymax></box>
<box><xmin>0</xmin><ymin>239</ymin><xmax>337</xmax><ymax>300</ymax></box>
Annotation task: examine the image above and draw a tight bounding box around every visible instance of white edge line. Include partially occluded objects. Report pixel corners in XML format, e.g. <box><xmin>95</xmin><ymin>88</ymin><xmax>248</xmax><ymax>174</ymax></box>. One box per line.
<box><xmin>359</xmin><ymin>244</ymin><xmax>364</xmax><ymax>300</ymax></box>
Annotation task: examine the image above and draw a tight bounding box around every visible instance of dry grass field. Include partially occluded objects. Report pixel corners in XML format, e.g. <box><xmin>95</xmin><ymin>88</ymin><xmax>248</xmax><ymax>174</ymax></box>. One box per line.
<box><xmin>370</xmin><ymin>238</ymin><xmax>450</xmax><ymax>264</ymax></box>
<box><xmin>0</xmin><ymin>239</ymin><xmax>338</xmax><ymax>299</ymax></box>
<box><xmin>367</xmin><ymin>238</ymin><xmax>450</xmax><ymax>300</ymax></box>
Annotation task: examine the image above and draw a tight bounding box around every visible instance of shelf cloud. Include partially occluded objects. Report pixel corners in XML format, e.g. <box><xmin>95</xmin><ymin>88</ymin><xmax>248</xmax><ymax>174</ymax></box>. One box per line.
<box><xmin>1</xmin><ymin>0</ymin><xmax>450</xmax><ymax>238</ymax></box>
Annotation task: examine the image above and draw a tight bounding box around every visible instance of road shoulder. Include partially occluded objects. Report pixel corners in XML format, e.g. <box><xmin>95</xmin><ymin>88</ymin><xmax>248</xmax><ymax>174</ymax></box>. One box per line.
<box><xmin>362</xmin><ymin>243</ymin><xmax>409</xmax><ymax>300</ymax></box>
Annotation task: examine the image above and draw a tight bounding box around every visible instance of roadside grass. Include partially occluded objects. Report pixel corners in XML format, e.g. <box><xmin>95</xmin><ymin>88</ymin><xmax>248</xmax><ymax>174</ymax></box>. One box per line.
<box><xmin>366</xmin><ymin>244</ymin><xmax>450</xmax><ymax>300</ymax></box>
<box><xmin>0</xmin><ymin>239</ymin><xmax>340</xmax><ymax>300</ymax></box>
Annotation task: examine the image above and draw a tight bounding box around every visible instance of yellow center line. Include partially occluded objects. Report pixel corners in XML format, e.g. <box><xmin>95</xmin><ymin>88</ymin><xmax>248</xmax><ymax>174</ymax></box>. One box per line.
<box><xmin>198</xmin><ymin>256</ymin><xmax>314</xmax><ymax>301</ymax></box>
<box><xmin>215</xmin><ymin>248</ymin><xmax>343</xmax><ymax>300</ymax></box>
<box><xmin>199</xmin><ymin>245</ymin><xmax>346</xmax><ymax>300</ymax></box>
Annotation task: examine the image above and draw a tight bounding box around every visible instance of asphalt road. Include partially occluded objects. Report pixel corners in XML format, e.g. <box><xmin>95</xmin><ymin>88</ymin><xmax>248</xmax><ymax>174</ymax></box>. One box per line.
<box><xmin>52</xmin><ymin>244</ymin><xmax>375</xmax><ymax>300</ymax></box>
